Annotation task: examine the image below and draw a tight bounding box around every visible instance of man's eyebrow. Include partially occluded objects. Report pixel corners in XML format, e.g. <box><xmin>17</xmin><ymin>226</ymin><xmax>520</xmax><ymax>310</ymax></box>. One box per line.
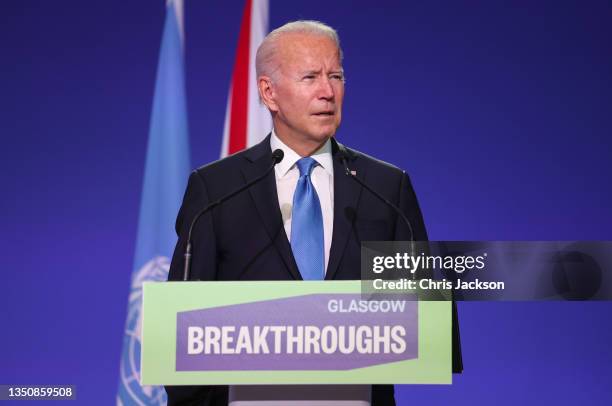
<box><xmin>299</xmin><ymin>69</ymin><xmax>321</xmax><ymax>76</ymax></box>
<box><xmin>299</xmin><ymin>69</ymin><xmax>344</xmax><ymax>76</ymax></box>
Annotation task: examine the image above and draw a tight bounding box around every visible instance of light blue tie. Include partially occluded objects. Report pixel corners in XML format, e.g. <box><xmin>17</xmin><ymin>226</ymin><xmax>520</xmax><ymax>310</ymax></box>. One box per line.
<box><xmin>291</xmin><ymin>157</ymin><xmax>324</xmax><ymax>280</ymax></box>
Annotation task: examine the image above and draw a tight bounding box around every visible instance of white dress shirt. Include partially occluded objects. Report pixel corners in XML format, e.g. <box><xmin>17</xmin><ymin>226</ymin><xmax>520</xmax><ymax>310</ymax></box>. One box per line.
<box><xmin>270</xmin><ymin>130</ymin><xmax>334</xmax><ymax>274</ymax></box>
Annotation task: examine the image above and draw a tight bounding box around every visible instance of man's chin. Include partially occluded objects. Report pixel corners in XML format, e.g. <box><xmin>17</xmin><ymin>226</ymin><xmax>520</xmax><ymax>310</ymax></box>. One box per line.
<box><xmin>309</xmin><ymin>133</ymin><xmax>334</xmax><ymax>145</ymax></box>
<box><xmin>310</xmin><ymin>126</ymin><xmax>339</xmax><ymax>141</ymax></box>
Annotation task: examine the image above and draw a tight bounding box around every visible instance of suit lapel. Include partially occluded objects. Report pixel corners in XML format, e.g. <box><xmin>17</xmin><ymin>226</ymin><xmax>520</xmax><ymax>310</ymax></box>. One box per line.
<box><xmin>241</xmin><ymin>136</ymin><xmax>301</xmax><ymax>280</ymax></box>
<box><xmin>326</xmin><ymin>139</ymin><xmax>364</xmax><ymax>280</ymax></box>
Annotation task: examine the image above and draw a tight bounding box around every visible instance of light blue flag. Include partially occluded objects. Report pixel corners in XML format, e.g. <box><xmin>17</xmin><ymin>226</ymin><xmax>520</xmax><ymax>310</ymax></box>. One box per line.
<box><xmin>117</xmin><ymin>1</ymin><xmax>190</xmax><ymax>404</ymax></box>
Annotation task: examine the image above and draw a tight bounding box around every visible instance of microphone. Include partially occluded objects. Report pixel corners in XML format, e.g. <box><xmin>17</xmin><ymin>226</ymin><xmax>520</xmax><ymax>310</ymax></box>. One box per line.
<box><xmin>336</xmin><ymin>147</ymin><xmax>416</xmax><ymax>262</ymax></box>
<box><xmin>182</xmin><ymin>149</ymin><xmax>284</xmax><ymax>281</ymax></box>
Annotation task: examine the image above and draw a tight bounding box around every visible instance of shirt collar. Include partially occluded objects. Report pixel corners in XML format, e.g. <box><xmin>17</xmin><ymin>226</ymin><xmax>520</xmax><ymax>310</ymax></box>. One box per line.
<box><xmin>270</xmin><ymin>129</ymin><xmax>334</xmax><ymax>178</ymax></box>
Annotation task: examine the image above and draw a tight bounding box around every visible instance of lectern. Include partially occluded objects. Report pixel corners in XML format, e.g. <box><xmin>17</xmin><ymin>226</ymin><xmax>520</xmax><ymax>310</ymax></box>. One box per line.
<box><xmin>141</xmin><ymin>281</ymin><xmax>452</xmax><ymax>404</ymax></box>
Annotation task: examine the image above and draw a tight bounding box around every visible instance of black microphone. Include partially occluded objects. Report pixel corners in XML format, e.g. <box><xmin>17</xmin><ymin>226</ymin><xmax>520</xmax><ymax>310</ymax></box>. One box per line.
<box><xmin>182</xmin><ymin>149</ymin><xmax>284</xmax><ymax>281</ymax></box>
<box><xmin>336</xmin><ymin>147</ymin><xmax>416</xmax><ymax>261</ymax></box>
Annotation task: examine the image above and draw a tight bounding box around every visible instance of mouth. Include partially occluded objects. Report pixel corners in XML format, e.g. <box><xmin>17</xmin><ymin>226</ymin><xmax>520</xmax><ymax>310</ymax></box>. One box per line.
<box><xmin>312</xmin><ymin>111</ymin><xmax>335</xmax><ymax>117</ymax></box>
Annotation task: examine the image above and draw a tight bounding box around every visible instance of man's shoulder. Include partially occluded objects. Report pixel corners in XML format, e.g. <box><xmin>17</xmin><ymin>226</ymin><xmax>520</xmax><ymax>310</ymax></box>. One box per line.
<box><xmin>189</xmin><ymin>137</ymin><xmax>408</xmax><ymax>183</ymax></box>
<box><xmin>194</xmin><ymin>149</ymin><xmax>248</xmax><ymax>176</ymax></box>
<box><xmin>342</xmin><ymin>143</ymin><xmax>407</xmax><ymax>180</ymax></box>
<box><xmin>192</xmin><ymin>140</ymin><xmax>266</xmax><ymax>181</ymax></box>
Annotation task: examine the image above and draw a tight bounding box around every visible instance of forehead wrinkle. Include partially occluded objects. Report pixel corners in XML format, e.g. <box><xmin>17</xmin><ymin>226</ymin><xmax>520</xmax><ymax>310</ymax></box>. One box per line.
<box><xmin>273</xmin><ymin>34</ymin><xmax>343</xmax><ymax>81</ymax></box>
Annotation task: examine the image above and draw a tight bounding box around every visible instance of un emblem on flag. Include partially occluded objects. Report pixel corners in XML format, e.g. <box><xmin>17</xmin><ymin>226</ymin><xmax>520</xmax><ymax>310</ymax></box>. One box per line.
<box><xmin>118</xmin><ymin>257</ymin><xmax>170</xmax><ymax>406</ymax></box>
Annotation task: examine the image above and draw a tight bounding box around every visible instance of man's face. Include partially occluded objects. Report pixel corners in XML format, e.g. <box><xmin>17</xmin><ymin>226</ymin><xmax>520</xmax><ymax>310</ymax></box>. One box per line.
<box><xmin>266</xmin><ymin>33</ymin><xmax>345</xmax><ymax>149</ymax></box>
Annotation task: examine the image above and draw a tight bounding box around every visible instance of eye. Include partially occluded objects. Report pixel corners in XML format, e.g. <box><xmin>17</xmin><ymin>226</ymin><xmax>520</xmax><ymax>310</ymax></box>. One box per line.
<box><xmin>302</xmin><ymin>75</ymin><xmax>316</xmax><ymax>80</ymax></box>
<box><xmin>330</xmin><ymin>73</ymin><xmax>345</xmax><ymax>82</ymax></box>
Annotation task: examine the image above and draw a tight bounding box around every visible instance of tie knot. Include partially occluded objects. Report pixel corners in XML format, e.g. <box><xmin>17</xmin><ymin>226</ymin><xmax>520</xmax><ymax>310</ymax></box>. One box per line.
<box><xmin>296</xmin><ymin>157</ymin><xmax>317</xmax><ymax>177</ymax></box>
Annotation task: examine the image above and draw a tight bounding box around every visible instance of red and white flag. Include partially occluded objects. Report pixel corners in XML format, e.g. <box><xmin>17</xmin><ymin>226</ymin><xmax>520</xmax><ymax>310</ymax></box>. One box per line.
<box><xmin>220</xmin><ymin>0</ymin><xmax>271</xmax><ymax>157</ymax></box>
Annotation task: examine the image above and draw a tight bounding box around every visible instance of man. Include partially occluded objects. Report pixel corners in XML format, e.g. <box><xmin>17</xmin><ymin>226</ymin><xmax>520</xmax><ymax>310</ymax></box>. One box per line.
<box><xmin>166</xmin><ymin>20</ymin><xmax>461</xmax><ymax>406</ymax></box>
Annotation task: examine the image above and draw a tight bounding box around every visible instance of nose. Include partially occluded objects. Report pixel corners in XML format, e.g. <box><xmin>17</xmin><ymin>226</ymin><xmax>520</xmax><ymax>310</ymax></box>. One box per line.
<box><xmin>317</xmin><ymin>76</ymin><xmax>334</xmax><ymax>101</ymax></box>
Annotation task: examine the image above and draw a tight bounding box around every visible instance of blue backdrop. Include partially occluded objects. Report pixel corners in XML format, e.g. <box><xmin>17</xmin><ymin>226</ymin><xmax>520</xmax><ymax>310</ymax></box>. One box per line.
<box><xmin>1</xmin><ymin>1</ymin><xmax>611</xmax><ymax>404</ymax></box>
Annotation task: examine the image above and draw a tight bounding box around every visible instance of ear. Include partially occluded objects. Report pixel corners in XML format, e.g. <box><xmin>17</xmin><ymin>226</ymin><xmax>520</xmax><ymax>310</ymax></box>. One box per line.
<box><xmin>258</xmin><ymin>76</ymin><xmax>279</xmax><ymax>112</ymax></box>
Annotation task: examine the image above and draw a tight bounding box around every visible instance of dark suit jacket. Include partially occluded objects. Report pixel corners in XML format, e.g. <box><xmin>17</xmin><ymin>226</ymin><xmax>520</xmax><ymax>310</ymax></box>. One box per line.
<box><xmin>166</xmin><ymin>135</ymin><xmax>462</xmax><ymax>405</ymax></box>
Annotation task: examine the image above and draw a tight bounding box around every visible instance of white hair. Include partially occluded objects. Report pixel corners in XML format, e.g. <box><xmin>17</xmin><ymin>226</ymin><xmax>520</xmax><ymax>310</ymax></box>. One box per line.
<box><xmin>255</xmin><ymin>20</ymin><xmax>343</xmax><ymax>79</ymax></box>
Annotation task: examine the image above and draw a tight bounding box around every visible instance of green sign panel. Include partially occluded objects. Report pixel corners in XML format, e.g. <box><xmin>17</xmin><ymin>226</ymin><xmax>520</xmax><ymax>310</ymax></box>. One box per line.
<box><xmin>141</xmin><ymin>281</ymin><xmax>451</xmax><ymax>385</ymax></box>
